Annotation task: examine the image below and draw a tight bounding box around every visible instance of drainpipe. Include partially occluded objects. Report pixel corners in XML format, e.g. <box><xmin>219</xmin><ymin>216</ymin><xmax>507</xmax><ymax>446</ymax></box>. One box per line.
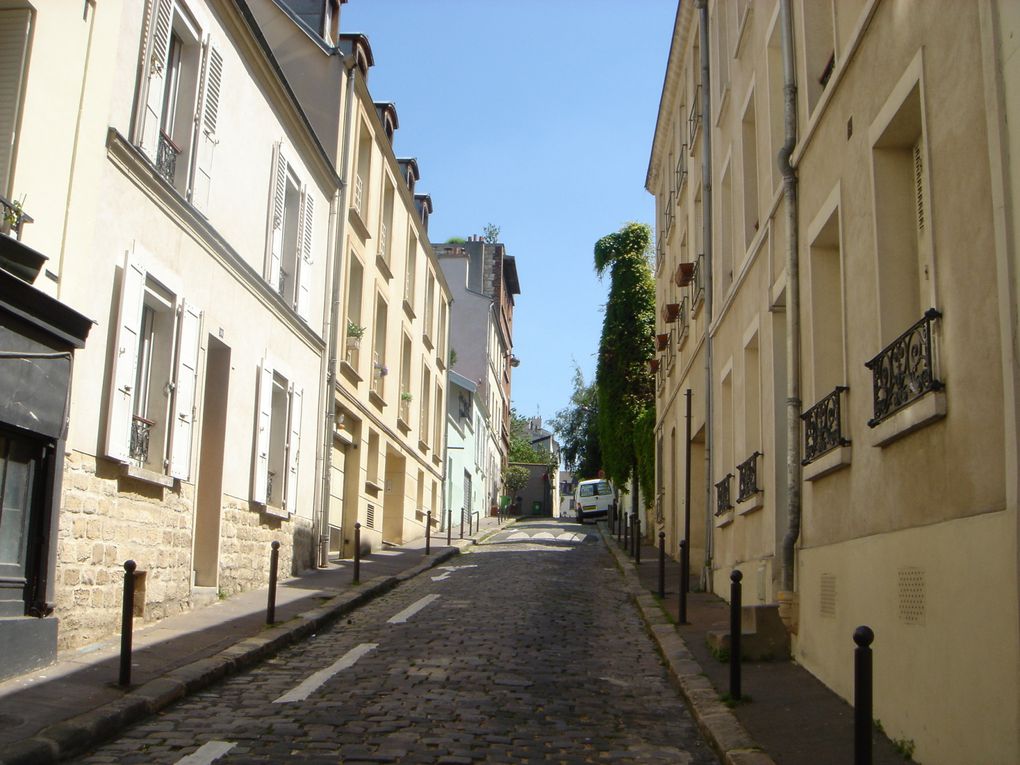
<box><xmin>696</xmin><ymin>0</ymin><xmax>714</xmax><ymax>593</ymax></box>
<box><xmin>777</xmin><ymin>0</ymin><xmax>802</xmax><ymax>631</ymax></box>
<box><xmin>318</xmin><ymin>58</ymin><xmax>358</xmax><ymax>567</ymax></box>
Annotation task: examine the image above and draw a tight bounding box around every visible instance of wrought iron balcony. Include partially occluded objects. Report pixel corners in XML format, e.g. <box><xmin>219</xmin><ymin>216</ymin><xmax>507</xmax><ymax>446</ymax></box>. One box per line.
<box><xmin>678</xmin><ymin>297</ymin><xmax>689</xmax><ymax>341</ymax></box>
<box><xmin>675</xmin><ymin>148</ymin><xmax>688</xmax><ymax>193</ymax></box>
<box><xmin>864</xmin><ymin>309</ymin><xmax>943</xmax><ymax>427</ymax></box>
<box><xmin>156</xmin><ymin>131</ymin><xmax>180</xmax><ymax>186</ymax></box>
<box><xmin>0</xmin><ymin>194</ymin><xmax>33</xmax><ymax>241</ymax></box>
<box><xmin>688</xmin><ymin>85</ymin><xmax>701</xmax><ymax>151</ymax></box>
<box><xmin>692</xmin><ymin>253</ymin><xmax>705</xmax><ymax>307</ymax></box>
<box><xmin>737</xmin><ymin>452</ymin><xmax>761</xmax><ymax>503</ymax></box>
<box><xmin>378</xmin><ymin>221</ymin><xmax>389</xmax><ymax>262</ymax></box>
<box><xmin>715</xmin><ymin>473</ymin><xmax>733</xmax><ymax>515</ymax></box>
<box><xmin>801</xmin><ymin>386</ymin><xmax>850</xmax><ymax>465</ymax></box>
<box><xmin>130</xmin><ymin>415</ymin><xmax>154</xmax><ymax>463</ymax></box>
<box><xmin>266</xmin><ymin>470</ymin><xmax>276</xmax><ymax>503</ymax></box>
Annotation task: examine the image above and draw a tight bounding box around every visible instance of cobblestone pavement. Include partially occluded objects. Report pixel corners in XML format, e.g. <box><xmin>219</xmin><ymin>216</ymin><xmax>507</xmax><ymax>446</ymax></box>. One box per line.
<box><xmin>71</xmin><ymin>520</ymin><xmax>718</xmax><ymax>764</ymax></box>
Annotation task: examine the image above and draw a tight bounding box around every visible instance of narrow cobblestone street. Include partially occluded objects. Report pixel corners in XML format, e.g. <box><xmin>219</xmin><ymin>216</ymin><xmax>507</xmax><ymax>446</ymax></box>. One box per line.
<box><xmin>70</xmin><ymin>520</ymin><xmax>717</xmax><ymax>764</ymax></box>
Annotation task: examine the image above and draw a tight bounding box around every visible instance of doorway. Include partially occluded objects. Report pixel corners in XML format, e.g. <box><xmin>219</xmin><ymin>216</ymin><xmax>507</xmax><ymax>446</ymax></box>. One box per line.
<box><xmin>193</xmin><ymin>336</ymin><xmax>229</xmax><ymax>588</ymax></box>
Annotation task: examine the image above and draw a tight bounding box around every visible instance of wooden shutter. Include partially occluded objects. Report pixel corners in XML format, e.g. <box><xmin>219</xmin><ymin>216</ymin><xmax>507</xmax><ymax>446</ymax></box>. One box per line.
<box><xmin>265</xmin><ymin>143</ymin><xmax>287</xmax><ymax>290</ymax></box>
<box><xmin>285</xmin><ymin>385</ymin><xmax>302</xmax><ymax>514</ymax></box>
<box><xmin>140</xmin><ymin>0</ymin><xmax>173</xmax><ymax>161</ymax></box>
<box><xmin>169</xmin><ymin>300</ymin><xmax>201</xmax><ymax>480</ymax></box>
<box><xmin>106</xmin><ymin>252</ymin><xmax>147</xmax><ymax>462</ymax></box>
<box><xmin>0</xmin><ymin>9</ymin><xmax>31</xmax><ymax>195</ymax></box>
<box><xmin>296</xmin><ymin>188</ymin><xmax>314</xmax><ymax>320</ymax></box>
<box><xmin>191</xmin><ymin>41</ymin><xmax>222</xmax><ymax>214</ymax></box>
<box><xmin>252</xmin><ymin>359</ymin><xmax>273</xmax><ymax>504</ymax></box>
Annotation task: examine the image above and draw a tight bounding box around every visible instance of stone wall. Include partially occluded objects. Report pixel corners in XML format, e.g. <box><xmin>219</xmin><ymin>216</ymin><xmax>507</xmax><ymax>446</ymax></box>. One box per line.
<box><xmin>55</xmin><ymin>451</ymin><xmax>315</xmax><ymax>650</ymax></box>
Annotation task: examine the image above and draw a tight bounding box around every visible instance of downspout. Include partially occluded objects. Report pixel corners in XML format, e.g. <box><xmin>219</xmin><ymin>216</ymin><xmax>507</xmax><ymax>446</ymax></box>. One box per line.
<box><xmin>318</xmin><ymin>58</ymin><xmax>358</xmax><ymax>567</ymax></box>
<box><xmin>777</xmin><ymin>0</ymin><xmax>802</xmax><ymax>630</ymax></box>
<box><xmin>696</xmin><ymin>0</ymin><xmax>714</xmax><ymax>592</ymax></box>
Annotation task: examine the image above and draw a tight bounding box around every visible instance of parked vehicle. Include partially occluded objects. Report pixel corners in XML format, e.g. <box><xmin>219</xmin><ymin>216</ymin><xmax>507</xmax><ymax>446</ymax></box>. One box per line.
<box><xmin>574</xmin><ymin>479</ymin><xmax>613</xmax><ymax>523</ymax></box>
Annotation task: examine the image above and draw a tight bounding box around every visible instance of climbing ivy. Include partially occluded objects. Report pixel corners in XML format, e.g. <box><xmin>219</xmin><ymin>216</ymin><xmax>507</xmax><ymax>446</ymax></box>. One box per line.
<box><xmin>593</xmin><ymin>222</ymin><xmax>656</xmax><ymax>508</ymax></box>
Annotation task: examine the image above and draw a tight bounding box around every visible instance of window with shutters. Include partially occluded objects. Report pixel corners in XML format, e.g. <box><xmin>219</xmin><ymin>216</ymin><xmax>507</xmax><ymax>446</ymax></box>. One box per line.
<box><xmin>265</xmin><ymin>143</ymin><xmax>315</xmax><ymax>321</ymax></box>
<box><xmin>136</xmin><ymin>0</ymin><xmax>222</xmax><ymax>212</ymax></box>
<box><xmin>252</xmin><ymin>359</ymin><xmax>302</xmax><ymax>515</ymax></box>
<box><xmin>0</xmin><ymin>9</ymin><xmax>31</xmax><ymax>198</ymax></box>
<box><xmin>403</xmin><ymin>228</ymin><xmax>417</xmax><ymax>318</ymax></box>
<box><xmin>106</xmin><ymin>249</ymin><xmax>200</xmax><ymax>481</ymax></box>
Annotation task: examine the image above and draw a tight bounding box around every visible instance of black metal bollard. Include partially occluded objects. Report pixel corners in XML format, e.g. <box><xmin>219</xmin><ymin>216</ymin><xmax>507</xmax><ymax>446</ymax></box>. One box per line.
<box><xmin>854</xmin><ymin>626</ymin><xmax>875</xmax><ymax>765</ymax></box>
<box><xmin>634</xmin><ymin>517</ymin><xmax>641</xmax><ymax>565</ymax></box>
<box><xmin>473</xmin><ymin>511</ymin><xmax>480</xmax><ymax>534</ymax></box>
<box><xmin>623</xmin><ymin>511</ymin><xmax>630</xmax><ymax>552</ymax></box>
<box><xmin>729</xmin><ymin>570</ymin><xmax>742</xmax><ymax>700</ymax></box>
<box><xmin>266</xmin><ymin>541</ymin><xmax>280</xmax><ymax>625</ymax></box>
<box><xmin>425</xmin><ymin>510</ymin><xmax>432</xmax><ymax>555</ymax></box>
<box><xmin>617</xmin><ymin>506</ymin><xmax>623</xmax><ymax>544</ymax></box>
<box><xmin>460</xmin><ymin>508</ymin><xmax>465</xmax><ymax>539</ymax></box>
<box><xmin>353</xmin><ymin>523</ymin><xmax>361</xmax><ymax>584</ymax></box>
<box><xmin>657</xmin><ymin>532</ymin><xmax>666</xmax><ymax>598</ymax></box>
<box><xmin>446</xmin><ymin>507</ymin><xmax>452</xmax><ymax>546</ymax></box>
<box><xmin>119</xmin><ymin>560</ymin><xmax>136</xmax><ymax>686</ymax></box>
<box><xmin>678</xmin><ymin>539</ymin><xmax>689</xmax><ymax>624</ymax></box>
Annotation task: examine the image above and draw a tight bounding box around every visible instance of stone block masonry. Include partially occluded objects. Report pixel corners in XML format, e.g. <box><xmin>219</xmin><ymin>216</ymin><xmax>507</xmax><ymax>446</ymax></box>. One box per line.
<box><xmin>55</xmin><ymin>452</ymin><xmax>311</xmax><ymax>651</ymax></box>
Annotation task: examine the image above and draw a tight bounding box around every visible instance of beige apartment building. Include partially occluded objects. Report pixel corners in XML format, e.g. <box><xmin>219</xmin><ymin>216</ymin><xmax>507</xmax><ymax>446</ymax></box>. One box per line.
<box><xmin>249</xmin><ymin>0</ymin><xmax>452</xmax><ymax>560</ymax></box>
<box><xmin>648</xmin><ymin>1</ymin><xmax>1020</xmax><ymax>762</ymax></box>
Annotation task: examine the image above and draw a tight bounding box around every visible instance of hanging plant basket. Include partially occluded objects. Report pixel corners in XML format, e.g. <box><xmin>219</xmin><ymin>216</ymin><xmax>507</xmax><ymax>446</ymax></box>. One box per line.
<box><xmin>662</xmin><ymin>303</ymin><xmax>680</xmax><ymax>323</ymax></box>
<box><xmin>346</xmin><ymin>337</ymin><xmax>361</xmax><ymax>351</ymax></box>
<box><xmin>656</xmin><ymin>333</ymin><xmax>669</xmax><ymax>352</ymax></box>
<box><xmin>674</xmin><ymin>261</ymin><xmax>695</xmax><ymax>287</ymax></box>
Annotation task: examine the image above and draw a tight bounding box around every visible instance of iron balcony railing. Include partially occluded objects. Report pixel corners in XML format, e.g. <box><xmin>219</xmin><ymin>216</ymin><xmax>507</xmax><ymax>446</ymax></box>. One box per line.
<box><xmin>688</xmin><ymin>84</ymin><xmax>701</xmax><ymax>152</ymax></box>
<box><xmin>675</xmin><ymin>147</ymin><xmax>688</xmax><ymax>193</ymax></box>
<box><xmin>378</xmin><ymin>221</ymin><xmax>389</xmax><ymax>263</ymax></box>
<box><xmin>864</xmin><ymin>309</ymin><xmax>943</xmax><ymax>427</ymax></box>
<box><xmin>801</xmin><ymin>386</ymin><xmax>850</xmax><ymax>465</ymax></box>
<box><xmin>130</xmin><ymin>415</ymin><xmax>154</xmax><ymax>464</ymax></box>
<box><xmin>0</xmin><ymin>194</ymin><xmax>33</xmax><ymax>240</ymax></box>
<box><xmin>353</xmin><ymin>174</ymin><xmax>365</xmax><ymax>216</ymax></box>
<box><xmin>399</xmin><ymin>396</ymin><xmax>411</xmax><ymax>423</ymax></box>
<box><xmin>737</xmin><ymin>451</ymin><xmax>761</xmax><ymax>503</ymax></box>
<box><xmin>664</xmin><ymin>192</ymin><xmax>674</xmax><ymax>238</ymax></box>
<box><xmin>715</xmin><ymin>473</ymin><xmax>733</xmax><ymax>515</ymax></box>
<box><xmin>156</xmin><ymin>131</ymin><xmax>180</xmax><ymax>186</ymax></box>
<box><xmin>692</xmin><ymin>253</ymin><xmax>705</xmax><ymax>307</ymax></box>
<box><xmin>677</xmin><ymin>296</ymin><xmax>689</xmax><ymax>341</ymax></box>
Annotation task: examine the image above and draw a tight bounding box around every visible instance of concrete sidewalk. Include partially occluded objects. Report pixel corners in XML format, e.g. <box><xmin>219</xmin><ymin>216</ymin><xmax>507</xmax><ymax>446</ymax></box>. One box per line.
<box><xmin>0</xmin><ymin>515</ymin><xmax>512</xmax><ymax>765</ymax></box>
<box><xmin>600</xmin><ymin>520</ymin><xmax>914</xmax><ymax>765</ymax></box>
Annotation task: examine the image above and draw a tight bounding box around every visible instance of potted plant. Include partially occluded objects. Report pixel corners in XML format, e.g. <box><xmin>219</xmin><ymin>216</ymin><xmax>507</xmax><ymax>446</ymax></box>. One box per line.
<box><xmin>400</xmin><ymin>391</ymin><xmax>413</xmax><ymax>403</ymax></box>
<box><xmin>346</xmin><ymin>321</ymin><xmax>366</xmax><ymax>350</ymax></box>
<box><xmin>1</xmin><ymin>197</ymin><xmax>24</xmax><ymax>237</ymax></box>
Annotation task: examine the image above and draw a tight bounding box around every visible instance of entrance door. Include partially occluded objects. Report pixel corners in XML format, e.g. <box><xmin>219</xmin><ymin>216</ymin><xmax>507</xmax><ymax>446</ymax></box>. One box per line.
<box><xmin>193</xmin><ymin>337</ymin><xmax>229</xmax><ymax>588</ymax></box>
<box><xmin>0</xmin><ymin>430</ymin><xmax>44</xmax><ymax>617</ymax></box>
<box><xmin>462</xmin><ymin>470</ymin><xmax>472</xmax><ymax>527</ymax></box>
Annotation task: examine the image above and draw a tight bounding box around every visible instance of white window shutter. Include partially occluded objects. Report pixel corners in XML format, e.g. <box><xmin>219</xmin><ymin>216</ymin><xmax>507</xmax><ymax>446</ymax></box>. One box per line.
<box><xmin>169</xmin><ymin>300</ymin><xmax>201</xmax><ymax>480</ymax></box>
<box><xmin>252</xmin><ymin>359</ymin><xmax>273</xmax><ymax>504</ymax></box>
<box><xmin>285</xmin><ymin>385</ymin><xmax>302</xmax><ymax>514</ymax></box>
<box><xmin>0</xmin><ymin>9</ymin><xmax>31</xmax><ymax>195</ymax></box>
<box><xmin>296</xmin><ymin>188</ymin><xmax>314</xmax><ymax>320</ymax></box>
<box><xmin>191</xmin><ymin>41</ymin><xmax>222</xmax><ymax>214</ymax></box>
<box><xmin>106</xmin><ymin>252</ymin><xmax>147</xmax><ymax>462</ymax></box>
<box><xmin>140</xmin><ymin>0</ymin><xmax>173</xmax><ymax>161</ymax></box>
<box><xmin>266</xmin><ymin>143</ymin><xmax>287</xmax><ymax>289</ymax></box>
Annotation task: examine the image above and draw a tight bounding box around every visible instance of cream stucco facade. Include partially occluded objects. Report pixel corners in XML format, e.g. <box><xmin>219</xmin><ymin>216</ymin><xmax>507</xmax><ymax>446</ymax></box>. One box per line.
<box><xmin>648</xmin><ymin>2</ymin><xmax>1020</xmax><ymax>762</ymax></box>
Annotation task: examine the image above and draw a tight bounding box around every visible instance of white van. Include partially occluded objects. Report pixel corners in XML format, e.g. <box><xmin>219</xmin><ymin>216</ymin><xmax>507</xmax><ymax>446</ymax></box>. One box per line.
<box><xmin>575</xmin><ymin>479</ymin><xmax>613</xmax><ymax>523</ymax></box>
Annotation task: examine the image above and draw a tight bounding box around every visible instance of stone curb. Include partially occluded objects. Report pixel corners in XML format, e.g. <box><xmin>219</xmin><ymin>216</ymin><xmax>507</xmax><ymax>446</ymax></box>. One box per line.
<box><xmin>596</xmin><ymin>524</ymin><xmax>776</xmax><ymax>765</ymax></box>
<box><xmin>0</xmin><ymin>546</ymin><xmax>463</xmax><ymax>765</ymax></box>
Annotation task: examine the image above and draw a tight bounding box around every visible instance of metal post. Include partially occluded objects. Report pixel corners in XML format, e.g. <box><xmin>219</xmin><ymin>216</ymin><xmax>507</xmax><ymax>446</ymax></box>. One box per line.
<box><xmin>473</xmin><ymin>511</ymin><xmax>480</xmax><ymax>534</ymax></box>
<box><xmin>678</xmin><ymin>539</ymin><xmax>689</xmax><ymax>624</ymax></box>
<box><xmin>623</xmin><ymin>510</ymin><xmax>630</xmax><ymax>552</ymax></box>
<box><xmin>118</xmin><ymin>560</ymin><xmax>136</xmax><ymax>687</ymax></box>
<box><xmin>657</xmin><ymin>532</ymin><xmax>666</xmax><ymax>598</ymax></box>
<box><xmin>446</xmin><ymin>507</ymin><xmax>452</xmax><ymax>546</ymax></box>
<box><xmin>353</xmin><ymin>523</ymin><xmax>361</xmax><ymax>584</ymax></box>
<box><xmin>460</xmin><ymin>508</ymin><xmax>465</xmax><ymax>539</ymax></box>
<box><xmin>266</xmin><ymin>541</ymin><xmax>280</xmax><ymax>625</ymax></box>
<box><xmin>635</xmin><ymin>516</ymin><xmax>641</xmax><ymax>565</ymax></box>
<box><xmin>425</xmin><ymin>511</ymin><xmax>432</xmax><ymax>555</ymax></box>
<box><xmin>854</xmin><ymin>626</ymin><xmax>875</xmax><ymax>765</ymax></box>
<box><xmin>729</xmin><ymin>570</ymin><xmax>742</xmax><ymax>700</ymax></box>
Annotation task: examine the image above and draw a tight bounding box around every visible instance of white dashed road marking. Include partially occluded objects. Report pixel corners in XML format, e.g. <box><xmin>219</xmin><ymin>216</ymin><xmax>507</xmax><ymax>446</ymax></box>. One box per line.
<box><xmin>174</xmin><ymin>741</ymin><xmax>236</xmax><ymax>764</ymax></box>
<box><xmin>273</xmin><ymin>643</ymin><xmax>377</xmax><ymax>703</ymax></box>
<box><xmin>431</xmin><ymin>564</ymin><xmax>478</xmax><ymax>581</ymax></box>
<box><xmin>387</xmin><ymin>594</ymin><xmax>441</xmax><ymax>624</ymax></box>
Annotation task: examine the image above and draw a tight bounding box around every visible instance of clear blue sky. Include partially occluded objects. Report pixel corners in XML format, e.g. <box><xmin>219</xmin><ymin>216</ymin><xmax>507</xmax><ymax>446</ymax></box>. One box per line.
<box><xmin>343</xmin><ymin>0</ymin><xmax>675</xmax><ymax>427</ymax></box>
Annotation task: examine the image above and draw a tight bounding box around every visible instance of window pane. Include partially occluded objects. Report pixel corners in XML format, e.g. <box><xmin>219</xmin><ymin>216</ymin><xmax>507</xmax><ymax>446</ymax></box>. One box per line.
<box><xmin>0</xmin><ymin>437</ymin><xmax>35</xmax><ymax>570</ymax></box>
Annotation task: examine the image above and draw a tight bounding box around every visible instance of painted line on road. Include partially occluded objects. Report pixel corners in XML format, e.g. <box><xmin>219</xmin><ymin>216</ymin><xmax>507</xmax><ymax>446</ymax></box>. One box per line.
<box><xmin>387</xmin><ymin>593</ymin><xmax>440</xmax><ymax>624</ymax></box>
<box><xmin>174</xmin><ymin>741</ymin><xmax>236</xmax><ymax>764</ymax></box>
<box><xmin>431</xmin><ymin>564</ymin><xmax>478</xmax><ymax>581</ymax></box>
<box><xmin>273</xmin><ymin>643</ymin><xmax>378</xmax><ymax>703</ymax></box>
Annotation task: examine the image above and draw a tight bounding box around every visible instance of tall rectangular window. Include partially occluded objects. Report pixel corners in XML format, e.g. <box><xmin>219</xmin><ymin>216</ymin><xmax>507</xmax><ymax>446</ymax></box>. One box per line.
<box><xmin>741</xmin><ymin>91</ymin><xmax>760</xmax><ymax>251</ymax></box>
<box><xmin>808</xmin><ymin>203</ymin><xmax>844</xmax><ymax>397</ymax></box>
<box><xmin>371</xmin><ymin>294</ymin><xmax>388</xmax><ymax>399</ymax></box>
<box><xmin>0</xmin><ymin>10</ymin><xmax>31</xmax><ymax>197</ymax></box>
<box><xmin>266</xmin><ymin>144</ymin><xmax>315</xmax><ymax>321</ymax></box>
<box><xmin>344</xmin><ymin>255</ymin><xmax>364</xmax><ymax>368</ymax></box>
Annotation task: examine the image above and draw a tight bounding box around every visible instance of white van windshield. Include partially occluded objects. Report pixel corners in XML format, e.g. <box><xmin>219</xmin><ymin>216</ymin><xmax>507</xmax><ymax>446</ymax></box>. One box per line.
<box><xmin>578</xmin><ymin>480</ymin><xmax>611</xmax><ymax>497</ymax></box>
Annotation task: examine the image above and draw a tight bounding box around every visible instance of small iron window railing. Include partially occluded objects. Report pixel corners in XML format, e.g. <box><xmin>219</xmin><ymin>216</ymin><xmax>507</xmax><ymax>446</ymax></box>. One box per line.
<box><xmin>130</xmin><ymin>415</ymin><xmax>154</xmax><ymax>464</ymax></box>
<box><xmin>737</xmin><ymin>451</ymin><xmax>761</xmax><ymax>503</ymax></box>
<box><xmin>801</xmin><ymin>386</ymin><xmax>850</xmax><ymax>465</ymax></box>
<box><xmin>156</xmin><ymin>131</ymin><xmax>180</xmax><ymax>186</ymax></box>
<box><xmin>864</xmin><ymin>309</ymin><xmax>943</xmax><ymax>427</ymax></box>
<box><xmin>678</xmin><ymin>296</ymin><xmax>690</xmax><ymax>341</ymax></box>
<box><xmin>688</xmin><ymin>85</ymin><xmax>701</xmax><ymax>152</ymax></box>
<box><xmin>675</xmin><ymin>148</ymin><xmax>688</xmax><ymax>193</ymax></box>
<box><xmin>353</xmin><ymin>174</ymin><xmax>365</xmax><ymax>216</ymax></box>
<box><xmin>692</xmin><ymin>253</ymin><xmax>705</xmax><ymax>307</ymax></box>
<box><xmin>715</xmin><ymin>473</ymin><xmax>733</xmax><ymax>515</ymax></box>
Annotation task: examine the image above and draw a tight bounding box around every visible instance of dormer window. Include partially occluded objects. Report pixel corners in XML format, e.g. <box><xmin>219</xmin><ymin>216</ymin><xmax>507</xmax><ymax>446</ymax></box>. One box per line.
<box><xmin>338</xmin><ymin>34</ymin><xmax>374</xmax><ymax>79</ymax></box>
<box><xmin>375</xmin><ymin>102</ymin><xmax>398</xmax><ymax>144</ymax></box>
<box><xmin>398</xmin><ymin>158</ymin><xmax>419</xmax><ymax>195</ymax></box>
<box><xmin>414</xmin><ymin>194</ymin><xmax>432</xmax><ymax>231</ymax></box>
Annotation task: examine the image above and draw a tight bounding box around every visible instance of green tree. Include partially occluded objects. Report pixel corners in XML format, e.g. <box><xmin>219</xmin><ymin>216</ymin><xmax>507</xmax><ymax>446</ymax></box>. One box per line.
<box><xmin>482</xmin><ymin>223</ymin><xmax>501</xmax><ymax>244</ymax></box>
<box><xmin>508</xmin><ymin>409</ymin><xmax>557</xmax><ymax>468</ymax></box>
<box><xmin>593</xmin><ymin>222</ymin><xmax>656</xmax><ymax>512</ymax></box>
<box><xmin>549</xmin><ymin>366</ymin><xmax>602</xmax><ymax>479</ymax></box>
<box><xmin>503</xmin><ymin>465</ymin><xmax>530</xmax><ymax>500</ymax></box>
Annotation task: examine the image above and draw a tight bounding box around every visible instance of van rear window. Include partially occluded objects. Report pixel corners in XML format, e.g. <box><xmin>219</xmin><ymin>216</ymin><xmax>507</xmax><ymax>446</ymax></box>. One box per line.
<box><xmin>579</xmin><ymin>481</ymin><xmax>611</xmax><ymax>497</ymax></box>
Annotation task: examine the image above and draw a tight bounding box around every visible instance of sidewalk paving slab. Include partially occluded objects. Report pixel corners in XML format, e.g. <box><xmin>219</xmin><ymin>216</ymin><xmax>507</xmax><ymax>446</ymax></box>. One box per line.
<box><xmin>0</xmin><ymin>516</ymin><xmax>512</xmax><ymax>765</ymax></box>
<box><xmin>598</xmin><ymin>520</ymin><xmax>914</xmax><ymax>765</ymax></box>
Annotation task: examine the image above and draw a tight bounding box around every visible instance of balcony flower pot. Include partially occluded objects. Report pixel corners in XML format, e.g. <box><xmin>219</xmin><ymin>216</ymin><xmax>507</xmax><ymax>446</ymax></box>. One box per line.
<box><xmin>656</xmin><ymin>333</ymin><xmax>669</xmax><ymax>352</ymax></box>
<box><xmin>346</xmin><ymin>337</ymin><xmax>361</xmax><ymax>351</ymax></box>
<box><xmin>674</xmin><ymin>261</ymin><xmax>695</xmax><ymax>287</ymax></box>
<box><xmin>662</xmin><ymin>303</ymin><xmax>680</xmax><ymax>323</ymax></box>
